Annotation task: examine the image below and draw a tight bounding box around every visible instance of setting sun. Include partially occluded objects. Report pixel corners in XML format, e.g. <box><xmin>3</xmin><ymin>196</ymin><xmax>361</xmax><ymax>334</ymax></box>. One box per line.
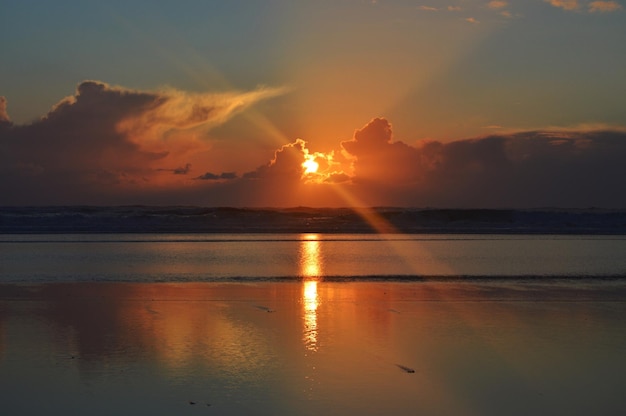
<box><xmin>302</xmin><ymin>157</ymin><xmax>319</xmax><ymax>174</ymax></box>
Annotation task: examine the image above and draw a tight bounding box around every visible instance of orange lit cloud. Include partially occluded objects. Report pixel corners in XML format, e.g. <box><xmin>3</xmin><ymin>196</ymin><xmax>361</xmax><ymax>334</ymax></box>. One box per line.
<box><xmin>0</xmin><ymin>81</ymin><xmax>284</xmax><ymax>203</ymax></box>
<box><xmin>116</xmin><ymin>83</ymin><xmax>286</xmax><ymax>157</ymax></box>
<box><xmin>544</xmin><ymin>0</ymin><xmax>579</xmax><ymax>10</ymax></box>
<box><xmin>0</xmin><ymin>97</ymin><xmax>10</xmax><ymax>123</ymax></box>
<box><xmin>588</xmin><ymin>1</ymin><xmax>623</xmax><ymax>12</ymax></box>
<box><xmin>544</xmin><ymin>0</ymin><xmax>580</xmax><ymax>10</ymax></box>
<box><xmin>487</xmin><ymin>0</ymin><xmax>513</xmax><ymax>17</ymax></box>
<box><xmin>2</xmin><ymin>83</ymin><xmax>626</xmax><ymax>208</ymax></box>
<box><xmin>340</xmin><ymin>118</ymin><xmax>439</xmax><ymax>186</ymax></box>
<box><xmin>544</xmin><ymin>0</ymin><xmax>623</xmax><ymax>12</ymax></box>
<box><xmin>334</xmin><ymin>118</ymin><xmax>626</xmax><ymax>208</ymax></box>
<box><xmin>488</xmin><ymin>1</ymin><xmax>508</xmax><ymax>9</ymax></box>
<box><xmin>243</xmin><ymin>138</ymin><xmax>347</xmax><ymax>186</ymax></box>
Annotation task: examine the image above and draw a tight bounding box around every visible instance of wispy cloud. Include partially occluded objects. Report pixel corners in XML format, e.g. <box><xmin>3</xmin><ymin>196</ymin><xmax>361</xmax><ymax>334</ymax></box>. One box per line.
<box><xmin>486</xmin><ymin>1</ymin><xmax>514</xmax><ymax>18</ymax></box>
<box><xmin>418</xmin><ymin>6</ymin><xmax>438</xmax><ymax>11</ymax></box>
<box><xmin>465</xmin><ymin>17</ymin><xmax>480</xmax><ymax>23</ymax></box>
<box><xmin>588</xmin><ymin>1</ymin><xmax>623</xmax><ymax>12</ymax></box>
<box><xmin>115</xmin><ymin>82</ymin><xmax>288</xmax><ymax>154</ymax></box>
<box><xmin>544</xmin><ymin>0</ymin><xmax>623</xmax><ymax>13</ymax></box>
<box><xmin>544</xmin><ymin>0</ymin><xmax>580</xmax><ymax>10</ymax></box>
<box><xmin>487</xmin><ymin>1</ymin><xmax>508</xmax><ymax>9</ymax></box>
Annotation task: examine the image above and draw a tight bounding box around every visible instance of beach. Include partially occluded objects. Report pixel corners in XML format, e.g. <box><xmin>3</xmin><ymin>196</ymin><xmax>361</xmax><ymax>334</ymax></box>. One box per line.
<box><xmin>2</xmin><ymin>280</ymin><xmax>625</xmax><ymax>415</ymax></box>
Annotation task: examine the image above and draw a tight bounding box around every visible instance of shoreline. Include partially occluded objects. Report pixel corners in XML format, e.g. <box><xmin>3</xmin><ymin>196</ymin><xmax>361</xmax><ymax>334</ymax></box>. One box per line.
<box><xmin>2</xmin><ymin>280</ymin><xmax>626</xmax><ymax>302</ymax></box>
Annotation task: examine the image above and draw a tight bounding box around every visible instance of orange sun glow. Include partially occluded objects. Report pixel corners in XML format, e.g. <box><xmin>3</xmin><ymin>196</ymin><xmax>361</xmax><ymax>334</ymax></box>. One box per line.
<box><xmin>302</xmin><ymin>157</ymin><xmax>319</xmax><ymax>174</ymax></box>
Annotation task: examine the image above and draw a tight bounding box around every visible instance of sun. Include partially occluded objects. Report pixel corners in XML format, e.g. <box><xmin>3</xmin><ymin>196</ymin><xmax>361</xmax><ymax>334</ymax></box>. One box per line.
<box><xmin>302</xmin><ymin>157</ymin><xmax>319</xmax><ymax>174</ymax></box>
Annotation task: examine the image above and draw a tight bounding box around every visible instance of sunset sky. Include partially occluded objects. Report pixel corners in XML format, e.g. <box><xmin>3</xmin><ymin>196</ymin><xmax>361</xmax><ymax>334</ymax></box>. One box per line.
<box><xmin>1</xmin><ymin>0</ymin><xmax>625</xmax><ymax>207</ymax></box>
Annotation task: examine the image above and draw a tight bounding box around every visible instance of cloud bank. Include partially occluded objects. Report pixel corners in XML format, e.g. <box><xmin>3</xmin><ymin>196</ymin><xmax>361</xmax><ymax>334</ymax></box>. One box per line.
<box><xmin>336</xmin><ymin>119</ymin><xmax>626</xmax><ymax>208</ymax></box>
<box><xmin>1</xmin><ymin>82</ymin><xmax>625</xmax><ymax>208</ymax></box>
<box><xmin>0</xmin><ymin>81</ymin><xmax>284</xmax><ymax>204</ymax></box>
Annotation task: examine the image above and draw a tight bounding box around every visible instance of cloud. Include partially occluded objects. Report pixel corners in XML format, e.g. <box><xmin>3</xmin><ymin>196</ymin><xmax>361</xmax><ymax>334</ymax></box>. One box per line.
<box><xmin>173</xmin><ymin>164</ymin><xmax>192</xmax><ymax>175</ymax></box>
<box><xmin>243</xmin><ymin>139</ymin><xmax>308</xmax><ymax>181</ymax></box>
<box><xmin>324</xmin><ymin>172</ymin><xmax>351</xmax><ymax>184</ymax></box>
<box><xmin>2</xmin><ymin>82</ymin><xmax>626</xmax><ymax>208</ymax></box>
<box><xmin>0</xmin><ymin>80</ymin><xmax>284</xmax><ymax>203</ymax></box>
<box><xmin>195</xmin><ymin>171</ymin><xmax>237</xmax><ymax>181</ymax></box>
<box><xmin>544</xmin><ymin>0</ymin><xmax>580</xmax><ymax>10</ymax></box>
<box><xmin>588</xmin><ymin>1</ymin><xmax>623</xmax><ymax>12</ymax></box>
<box><xmin>465</xmin><ymin>17</ymin><xmax>480</xmax><ymax>23</ymax></box>
<box><xmin>0</xmin><ymin>97</ymin><xmax>10</xmax><ymax>123</ymax></box>
<box><xmin>447</xmin><ymin>6</ymin><xmax>462</xmax><ymax>11</ymax></box>
<box><xmin>336</xmin><ymin>118</ymin><xmax>626</xmax><ymax>208</ymax></box>
<box><xmin>418</xmin><ymin>6</ymin><xmax>438</xmax><ymax>11</ymax></box>
<box><xmin>116</xmin><ymin>83</ymin><xmax>286</xmax><ymax>154</ymax></box>
<box><xmin>341</xmin><ymin>118</ymin><xmax>423</xmax><ymax>184</ymax></box>
<box><xmin>487</xmin><ymin>1</ymin><xmax>508</xmax><ymax>9</ymax></box>
<box><xmin>158</xmin><ymin>163</ymin><xmax>193</xmax><ymax>175</ymax></box>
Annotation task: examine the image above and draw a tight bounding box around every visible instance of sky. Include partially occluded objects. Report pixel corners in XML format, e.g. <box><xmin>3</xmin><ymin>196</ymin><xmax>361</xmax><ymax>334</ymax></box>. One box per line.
<box><xmin>1</xmin><ymin>0</ymin><xmax>625</xmax><ymax>208</ymax></box>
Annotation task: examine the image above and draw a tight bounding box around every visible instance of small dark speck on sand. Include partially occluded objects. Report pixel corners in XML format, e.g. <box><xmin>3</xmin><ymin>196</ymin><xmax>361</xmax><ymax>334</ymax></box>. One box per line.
<box><xmin>396</xmin><ymin>364</ymin><xmax>416</xmax><ymax>373</ymax></box>
<box><xmin>189</xmin><ymin>401</ymin><xmax>196</xmax><ymax>405</ymax></box>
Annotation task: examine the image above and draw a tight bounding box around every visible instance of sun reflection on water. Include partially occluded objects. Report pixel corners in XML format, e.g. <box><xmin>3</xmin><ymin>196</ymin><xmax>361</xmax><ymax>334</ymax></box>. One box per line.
<box><xmin>300</xmin><ymin>234</ymin><xmax>322</xmax><ymax>352</ymax></box>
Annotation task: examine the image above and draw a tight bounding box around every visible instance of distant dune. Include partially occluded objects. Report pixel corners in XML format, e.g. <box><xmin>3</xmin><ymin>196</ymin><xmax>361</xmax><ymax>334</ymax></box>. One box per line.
<box><xmin>2</xmin><ymin>206</ymin><xmax>626</xmax><ymax>234</ymax></box>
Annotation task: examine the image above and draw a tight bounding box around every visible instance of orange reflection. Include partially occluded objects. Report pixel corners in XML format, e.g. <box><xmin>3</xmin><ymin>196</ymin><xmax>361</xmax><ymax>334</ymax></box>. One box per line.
<box><xmin>303</xmin><ymin>280</ymin><xmax>319</xmax><ymax>352</ymax></box>
<box><xmin>300</xmin><ymin>235</ymin><xmax>322</xmax><ymax>351</ymax></box>
<box><xmin>119</xmin><ymin>284</ymin><xmax>275</xmax><ymax>372</ymax></box>
<box><xmin>300</xmin><ymin>234</ymin><xmax>322</xmax><ymax>278</ymax></box>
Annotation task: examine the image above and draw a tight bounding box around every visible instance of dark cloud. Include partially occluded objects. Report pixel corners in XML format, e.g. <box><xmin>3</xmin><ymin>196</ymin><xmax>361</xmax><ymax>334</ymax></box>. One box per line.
<box><xmin>341</xmin><ymin>118</ymin><xmax>424</xmax><ymax>184</ymax></box>
<box><xmin>341</xmin><ymin>118</ymin><xmax>626</xmax><ymax>208</ymax></box>
<box><xmin>2</xmin><ymin>83</ymin><xmax>625</xmax><ymax>208</ymax></box>
<box><xmin>0</xmin><ymin>82</ymin><xmax>166</xmax><ymax>203</ymax></box>
<box><xmin>243</xmin><ymin>139</ymin><xmax>308</xmax><ymax>181</ymax></box>
<box><xmin>173</xmin><ymin>163</ymin><xmax>192</xmax><ymax>175</ymax></box>
<box><xmin>0</xmin><ymin>80</ymin><xmax>283</xmax><ymax>204</ymax></box>
<box><xmin>158</xmin><ymin>163</ymin><xmax>193</xmax><ymax>175</ymax></box>
<box><xmin>195</xmin><ymin>171</ymin><xmax>238</xmax><ymax>181</ymax></box>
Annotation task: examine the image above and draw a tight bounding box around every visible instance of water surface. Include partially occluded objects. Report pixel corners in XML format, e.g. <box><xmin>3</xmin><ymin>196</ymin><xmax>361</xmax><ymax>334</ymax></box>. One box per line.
<box><xmin>1</xmin><ymin>233</ymin><xmax>625</xmax><ymax>282</ymax></box>
<box><xmin>1</xmin><ymin>233</ymin><xmax>625</xmax><ymax>415</ymax></box>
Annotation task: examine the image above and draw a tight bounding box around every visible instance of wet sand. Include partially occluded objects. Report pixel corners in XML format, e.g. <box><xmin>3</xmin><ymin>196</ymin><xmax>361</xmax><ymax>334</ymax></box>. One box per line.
<box><xmin>1</xmin><ymin>281</ymin><xmax>625</xmax><ymax>415</ymax></box>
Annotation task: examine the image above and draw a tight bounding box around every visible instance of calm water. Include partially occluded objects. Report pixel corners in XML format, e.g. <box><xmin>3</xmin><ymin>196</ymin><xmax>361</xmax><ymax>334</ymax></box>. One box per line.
<box><xmin>1</xmin><ymin>234</ymin><xmax>626</xmax><ymax>415</ymax></box>
<box><xmin>1</xmin><ymin>233</ymin><xmax>625</xmax><ymax>282</ymax></box>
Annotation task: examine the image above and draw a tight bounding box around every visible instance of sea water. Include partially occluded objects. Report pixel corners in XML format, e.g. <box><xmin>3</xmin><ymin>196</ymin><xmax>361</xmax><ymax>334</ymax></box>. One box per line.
<box><xmin>1</xmin><ymin>234</ymin><xmax>626</xmax><ymax>415</ymax></box>
<box><xmin>1</xmin><ymin>233</ymin><xmax>625</xmax><ymax>282</ymax></box>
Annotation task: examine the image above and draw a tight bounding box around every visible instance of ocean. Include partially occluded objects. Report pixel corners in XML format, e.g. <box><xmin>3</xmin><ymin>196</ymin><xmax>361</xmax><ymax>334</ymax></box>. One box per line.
<box><xmin>1</xmin><ymin>233</ymin><xmax>625</xmax><ymax>415</ymax></box>
<box><xmin>1</xmin><ymin>233</ymin><xmax>625</xmax><ymax>283</ymax></box>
